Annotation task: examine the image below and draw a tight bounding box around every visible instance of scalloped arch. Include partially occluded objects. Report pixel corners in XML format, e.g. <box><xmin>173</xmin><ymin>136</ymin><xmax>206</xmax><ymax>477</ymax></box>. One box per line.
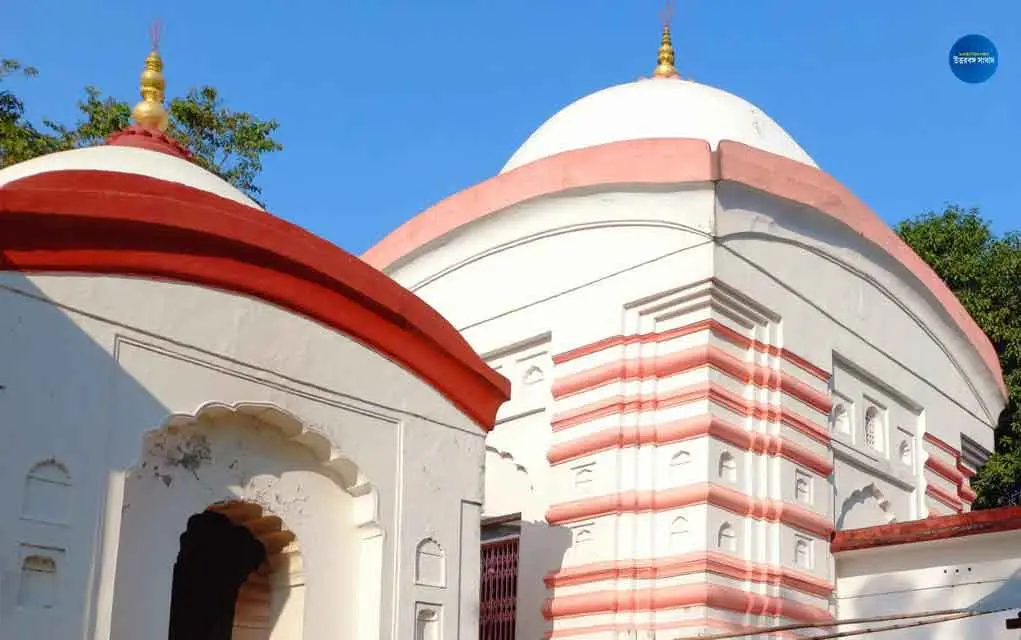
<box><xmin>159</xmin><ymin>401</ymin><xmax>371</xmax><ymax>494</ymax></box>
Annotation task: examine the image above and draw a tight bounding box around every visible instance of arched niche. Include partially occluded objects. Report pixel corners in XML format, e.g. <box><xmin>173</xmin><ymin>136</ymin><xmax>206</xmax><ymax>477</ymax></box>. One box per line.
<box><xmin>20</xmin><ymin>459</ymin><xmax>72</xmax><ymax>524</ymax></box>
<box><xmin>718</xmin><ymin>452</ymin><xmax>737</xmax><ymax>483</ymax></box>
<box><xmin>415</xmin><ymin>605</ymin><xmax>441</xmax><ymax>640</ymax></box>
<box><xmin>668</xmin><ymin>515</ymin><xmax>689</xmax><ymax>553</ymax></box>
<box><xmin>521</xmin><ymin>365</ymin><xmax>545</xmax><ymax>386</ymax></box>
<box><xmin>669</xmin><ymin>449</ymin><xmax>692</xmax><ymax>485</ymax></box>
<box><xmin>832</xmin><ymin>403</ymin><xmax>851</xmax><ymax>434</ymax></box>
<box><xmin>104</xmin><ymin>402</ymin><xmax>382</xmax><ymax>640</ymax></box>
<box><xmin>794</xmin><ymin>537</ymin><xmax>812</xmax><ymax>569</ymax></box>
<box><xmin>864</xmin><ymin>406</ymin><xmax>883</xmax><ymax>451</ymax></box>
<box><xmin>415</xmin><ymin>538</ymin><xmax>446</xmax><ymax>588</ymax></box>
<box><xmin>717</xmin><ymin>523</ymin><xmax>737</xmax><ymax>552</ymax></box>
<box><xmin>18</xmin><ymin>552</ymin><xmax>60</xmax><ymax>609</ymax></box>
<box><xmin>898</xmin><ymin>439</ymin><xmax>913</xmax><ymax>465</ymax></box>
<box><xmin>670</xmin><ymin>450</ymin><xmax>692</xmax><ymax>466</ymax></box>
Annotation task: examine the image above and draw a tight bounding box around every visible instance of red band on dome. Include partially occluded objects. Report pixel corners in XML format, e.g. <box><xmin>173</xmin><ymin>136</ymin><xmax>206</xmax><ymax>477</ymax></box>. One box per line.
<box><xmin>105</xmin><ymin>124</ymin><xmax>193</xmax><ymax>160</ymax></box>
<box><xmin>0</xmin><ymin>170</ymin><xmax>511</xmax><ymax>429</ymax></box>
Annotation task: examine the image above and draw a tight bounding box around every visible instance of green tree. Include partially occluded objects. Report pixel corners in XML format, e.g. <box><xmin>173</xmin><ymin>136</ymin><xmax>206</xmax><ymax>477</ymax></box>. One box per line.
<box><xmin>0</xmin><ymin>58</ymin><xmax>281</xmax><ymax>203</ymax></box>
<box><xmin>897</xmin><ymin>206</ymin><xmax>1021</xmax><ymax>508</ymax></box>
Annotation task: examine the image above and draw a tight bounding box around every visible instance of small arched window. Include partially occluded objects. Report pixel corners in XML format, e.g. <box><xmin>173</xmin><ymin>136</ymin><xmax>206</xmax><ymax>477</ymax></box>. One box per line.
<box><xmin>669</xmin><ymin>516</ymin><xmax>689</xmax><ymax>552</ymax></box>
<box><xmin>898</xmin><ymin>439</ymin><xmax>912</xmax><ymax>465</ymax></box>
<box><xmin>795</xmin><ymin>538</ymin><xmax>812</xmax><ymax>569</ymax></box>
<box><xmin>669</xmin><ymin>450</ymin><xmax>692</xmax><ymax>484</ymax></box>
<box><xmin>415</xmin><ymin>538</ymin><xmax>445</xmax><ymax>587</ymax></box>
<box><xmin>18</xmin><ymin>554</ymin><xmax>58</xmax><ymax>609</ymax></box>
<box><xmin>574</xmin><ymin>466</ymin><xmax>594</xmax><ymax>491</ymax></box>
<box><xmin>718</xmin><ymin>452</ymin><xmax>737</xmax><ymax>482</ymax></box>
<box><xmin>670</xmin><ymin>450</ymin><xmax>691</xmax><ymax>466</ymax></box>
<box><xmin>717</xmin><ymin>523</ymin><xmax>737</xmax><ymax>552</ymax></box>
<box><xmin>21</xmin><ymin>460</ymin><xmax>72</xmax><ymax>524</ymax></box>
<box><xmin>795</xmin><ymin>472</ymin><xmax>812</xmax><ymax>504</ymax></box>
<box><xmin>832</xmin><ymin>403</ymin><xmax>850</xmax><ymax>434</ymax></box>
<box><xmin>416</xmin><ymin>606</ymin><xmax>441</xmax><ymax>640</ymax></box>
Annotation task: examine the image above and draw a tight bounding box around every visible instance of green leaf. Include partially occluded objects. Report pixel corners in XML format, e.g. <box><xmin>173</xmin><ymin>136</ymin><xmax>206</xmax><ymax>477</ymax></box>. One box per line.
<box><xmin>898</xmin><ymin>207</ymin><xmax>1021</xmax><ymax>508</ymax></box>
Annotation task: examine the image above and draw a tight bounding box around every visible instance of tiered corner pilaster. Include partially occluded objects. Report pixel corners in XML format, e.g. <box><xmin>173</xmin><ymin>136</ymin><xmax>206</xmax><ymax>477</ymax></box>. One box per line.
<box><xmin>543</xmin><ymin>280</ymin><xmax>835</xmax><ymax>638</ymax></box>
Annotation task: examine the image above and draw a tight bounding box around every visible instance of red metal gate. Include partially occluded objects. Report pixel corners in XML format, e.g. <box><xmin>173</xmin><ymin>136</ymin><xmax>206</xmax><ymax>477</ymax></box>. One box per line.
<box><xmin>480</xmin><ymin>537</ymin><xmax>518</xmax><ymax>639</ymax></box>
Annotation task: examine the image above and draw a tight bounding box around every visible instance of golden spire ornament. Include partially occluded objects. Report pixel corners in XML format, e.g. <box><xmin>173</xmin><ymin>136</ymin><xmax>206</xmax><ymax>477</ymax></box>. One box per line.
<box><xmin>131</xmin><ymin>21</ymin><xmax>170</xmax><ymax>130</ymax></box>
<box><xmin>653</xmin><ymin>1</ymin><xmax>680</xmax><ymax>79</ymax></box>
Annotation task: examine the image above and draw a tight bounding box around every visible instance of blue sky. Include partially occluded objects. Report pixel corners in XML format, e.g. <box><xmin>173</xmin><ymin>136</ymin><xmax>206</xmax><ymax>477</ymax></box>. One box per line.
<box><xmin>3</xmin><ymin>1</ymin><xmax>1018</xmax><ymax>254</ymax></box>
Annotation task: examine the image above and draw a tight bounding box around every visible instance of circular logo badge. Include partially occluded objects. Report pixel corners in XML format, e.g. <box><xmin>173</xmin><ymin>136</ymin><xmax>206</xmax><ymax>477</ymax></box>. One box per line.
<box><xmin>949</xmin><ymin>34</ymin><xmax>999</xmax><ymax>83</ymax></box>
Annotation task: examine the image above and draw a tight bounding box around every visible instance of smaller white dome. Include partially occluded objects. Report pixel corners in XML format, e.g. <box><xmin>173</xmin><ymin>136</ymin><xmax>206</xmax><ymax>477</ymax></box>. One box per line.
<box><xmin>0</xmin><ymin>145</ymin><xmax>261</xmax><ymax>209</ymax></box>
<box><xmin>502</xmin><ymin>78</ymin><xmax>816</xmax><ymax>173</ymax></box>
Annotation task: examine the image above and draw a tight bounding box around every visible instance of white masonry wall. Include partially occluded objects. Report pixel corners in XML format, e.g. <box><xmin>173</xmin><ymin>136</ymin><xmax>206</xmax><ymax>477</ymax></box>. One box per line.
<box><xmin>836</xmin><ymin>531</ymin><xmax>1021</xmax><ymax>639</ymax></box>
<box><xmin>0</xmin><ymin>273</ymin><xmax>485</xmax><ymax>640</ymax></box>
<box><xmin>384</xmin><ymin>171</ymin><xmax>1000</xmax><ymax>638</ymax></box>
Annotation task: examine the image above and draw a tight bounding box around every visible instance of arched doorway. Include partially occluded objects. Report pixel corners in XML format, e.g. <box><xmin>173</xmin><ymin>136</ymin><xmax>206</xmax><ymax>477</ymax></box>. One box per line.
<box><xmin>106</xmin><ymin>403</ymin><xmax>379</xmax><ymax>639</ymax></box>
<box><xmin>167</xmin><ymin>501</ymin><xmax>301</xmax><ymax>640</ymax></box>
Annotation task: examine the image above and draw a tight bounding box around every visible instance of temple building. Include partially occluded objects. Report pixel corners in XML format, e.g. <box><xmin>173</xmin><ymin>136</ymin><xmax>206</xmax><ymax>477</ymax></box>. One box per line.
<box><xmin>3</xmin><ymin>17</ymin><xmax>1021</xmax><ymax>640</ymax></box>
<box><xmin>0</xmin><ymin>44</ymin><xmax>510</xmax><ymax>639</ymax></box>
<box><xmin>366</xmin><ymin>22</ymin><xmax>1021</xmax><ymax>640</ymax></box>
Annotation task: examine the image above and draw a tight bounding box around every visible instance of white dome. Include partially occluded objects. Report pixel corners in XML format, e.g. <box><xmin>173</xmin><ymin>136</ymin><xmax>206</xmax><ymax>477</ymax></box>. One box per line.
<box><xmin>0</xmin><ymin>145</ymin><xmax>261</xmax><ymax>209</ymax></box>
<box><xmin>501</xmin><ymin>78</ymin><xmax>816</xmax><ymax>173</ymax></box>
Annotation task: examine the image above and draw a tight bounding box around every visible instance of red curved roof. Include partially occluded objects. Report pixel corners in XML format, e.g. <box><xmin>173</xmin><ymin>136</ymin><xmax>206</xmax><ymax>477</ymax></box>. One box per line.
<box><xmin>0</xmin><ymin>169</ymin><xmax>510</xmax><ymax>429</ymax></box>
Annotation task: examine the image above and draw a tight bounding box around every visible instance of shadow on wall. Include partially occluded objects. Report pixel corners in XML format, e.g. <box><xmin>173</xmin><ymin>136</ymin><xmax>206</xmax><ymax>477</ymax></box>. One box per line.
<box><xmin>835</xmin><ymin>483</ymin><xmax>895</xmax><ymax>531</ymax></box>
<box><xmin>518</xmin><ymin>520</ymin><xmax>573</xmax><ymax>640</ymax></box>
<box><xmin>848</xmin><ymin>568</ymin><xmax>1021</xmax><ymax>639</ymax></box>
<box><xmin>0</xmin><ymin>271</ymin><xmax>305</xmax><ymax>639</ymax></box>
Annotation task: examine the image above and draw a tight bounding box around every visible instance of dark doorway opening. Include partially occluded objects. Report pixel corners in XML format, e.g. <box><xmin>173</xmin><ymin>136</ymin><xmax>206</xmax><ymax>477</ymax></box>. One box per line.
<box><xmin>168</xmin><ymin>510</ymin><xmax>267</xmax><ymax>640</ymax></box>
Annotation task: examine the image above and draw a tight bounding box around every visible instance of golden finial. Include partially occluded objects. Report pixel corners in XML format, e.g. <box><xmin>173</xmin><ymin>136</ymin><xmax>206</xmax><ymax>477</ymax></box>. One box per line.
<box><xmin>131</xmin><ymin>21</ymin><xmax>170</xmax><ymax>130</ymax></box>
<box><xmin>653</xmin><ymin>1</ymin><xmax>680</xmax><ymax>79</ymax></box>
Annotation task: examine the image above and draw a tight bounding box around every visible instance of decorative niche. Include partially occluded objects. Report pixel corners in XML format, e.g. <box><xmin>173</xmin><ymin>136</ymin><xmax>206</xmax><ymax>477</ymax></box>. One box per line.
<box><xmin>21</xmin><ymin>459</ymin><xmax>72</xmax><ymax>525</ymax></box>
<box><xmin>415</xmin><ymin>538</ymin><xmax>446</xmax><ymax>588</ymax></box>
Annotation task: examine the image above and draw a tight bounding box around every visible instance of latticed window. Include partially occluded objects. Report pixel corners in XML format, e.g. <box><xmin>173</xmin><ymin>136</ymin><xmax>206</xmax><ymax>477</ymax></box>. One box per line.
<box><xmin>480</xmin><ymin>537</ymin><xmax>518</xmax><ymax>640</ymax></box>
<box><xmin>864</xmin><ymin>407</ymin><xmax>880</xmax><ymax>450</ymax></box>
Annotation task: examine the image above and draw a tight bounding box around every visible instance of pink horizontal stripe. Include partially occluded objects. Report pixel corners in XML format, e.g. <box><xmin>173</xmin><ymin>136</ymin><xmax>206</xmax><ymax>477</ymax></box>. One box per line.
<box><xmin>925</xmin><ymin>456</ymin><xmax>964</xmax><ymax>485</ymax></box>
<box><xmin>545</xmin><ymin>550</ymin><xmax>834</xmax><ymax>598</ymax></box>
<box><xmin>544</xmin><ymin>581</ymin><xmax>833</xmax><ymax>623</ymax></box>
<box><xmin>545</xmin><ymin>482</ymin><xmax>833</xmax><ymax>538</ymax></box>
<box><xmin>923</xmin><ymin>433</ymin><xmax>961</xmax><ymax>458</ymax></box>
<box><xmin>544</xmin><ymin>617</ymin><xmax>806</xmax><ymax>639</ymax></box>
<box><xmin>922</xmin><ymin>433</ymin><xmax>976</xmax><ymax>504</ymax></box>
<box><xmin>959</xmin><ymin>485</ymin><xmax>977</xmax><ymax>502</ymax></box>
<box><xmin>365</xmin><ymin>138</ymin><xmax>716</xmax><ymax>269</ymax></box>
<box><xmin>552</xmin><ymin>343</ymin><xmax>831</xmax><ymax>415</ymax></box>
<box><xmin>551</xmin><ymin>381</ymin><xmax>831</xmax><ymax>446</ymax></box>
<box><xmin>926</xmin><ymin>484</ymin><xmax>965</xmax><ymax>513</ymax></box>
<box><xmin>547</xmin><ymin>415</ymin><xmax>833</xmax><ymax>477</ymax></box>
<box><xmin>553</xmin><ymin>318</ymin><xmax>831</xmax><ymax>385</ymax></box>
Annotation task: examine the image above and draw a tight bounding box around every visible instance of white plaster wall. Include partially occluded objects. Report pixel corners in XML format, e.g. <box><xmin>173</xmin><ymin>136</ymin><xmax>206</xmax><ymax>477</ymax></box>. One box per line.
<box><xmin>713</xmin><ymin>183</ymin><xmax>1002</xmax><ymax>527</ymax></box>
<box><xmin>387</xmin><ymin>186</ymin><xmax>717</xmax><ymax>638</ymax></box>
<box><xmin>0</xmin><ymin>273</ymin><xmax>486</xmax><ymax>640</ymax></box>
<box><xmin>836</xmin><ymin>531</ymin><xmax>1021</xmax><ymax>638</ymax></box>
<box><xmin>388</xmin><ymin>187</ymin><xmax>716</xmax><ymax>334</ymax></box>
<box><xmin>714</xmin><ymin>182</ymin><xmax>1001</xmax><ymax>446</ymax></box>
<box><xmin>109</xmin><ymin>416</ymin><xmax>360</xmax><ymax>639</ymax></box>
<box><xmin>382</xmin><ymin>175</ymin><xmax>1003</xmax><ymax>637</ymax></box>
